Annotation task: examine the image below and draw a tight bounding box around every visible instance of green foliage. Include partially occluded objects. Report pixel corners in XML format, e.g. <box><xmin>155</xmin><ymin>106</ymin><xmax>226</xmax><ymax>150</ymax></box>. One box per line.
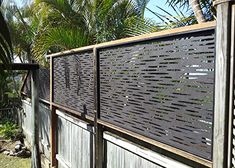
<box><xmin>2</xmin><ymin>0</ymin><xmax>216</xmax><ymax>67</ymax></box>
<box><xmin>2</xmin><ymin>0</ymin><xmax>159</xmax><ymax>65</ymax></box>
<box><xmin>166</xmin><ymin>0</ymin><xmax>215</xmax><ymax>21</ymax></box>
<box><xmin>31</xmin><ymin>0</ymin><xmax>159</xmax><ymax>63</ymax></box>
<box><xmin>0</xmin><ymin>0</ymin><xmax>13</xmax><ymax>64</ymax></box>
<box><xmin>0</xmin><ymin>121</ymin><xmax>18</xmax><ymax>139</ymax></box>
<box><xmin>147</xmin><ymin>4</ymin><xmax>196</xmax><ymax>29</ymax></box>
<box><xmin>0</xmin><ymin>69</ymin><xmax>22</xmax><ymax>108</ymax></box>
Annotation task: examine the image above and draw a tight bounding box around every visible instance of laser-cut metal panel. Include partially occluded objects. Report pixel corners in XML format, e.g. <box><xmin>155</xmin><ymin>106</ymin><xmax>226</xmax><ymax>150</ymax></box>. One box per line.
<box><xmin>53</xmin><ymin>51</ymin><xmax>94</xmax><ymax>116</ymax></box>
<box><xmin>99</xmin><ymin>29</ymin><xmax>215</xmax><ymax>160</ymax></box>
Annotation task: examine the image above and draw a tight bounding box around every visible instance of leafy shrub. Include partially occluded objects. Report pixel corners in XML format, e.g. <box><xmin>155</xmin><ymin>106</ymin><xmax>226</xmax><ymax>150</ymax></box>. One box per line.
<box><xmin>0</xmin><ymin>121</ymin><xmax>18</xmax><ymax>139</ymax></box>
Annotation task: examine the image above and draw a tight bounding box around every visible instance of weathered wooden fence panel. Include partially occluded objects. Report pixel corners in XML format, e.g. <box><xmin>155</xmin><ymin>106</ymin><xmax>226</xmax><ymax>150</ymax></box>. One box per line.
<box><xmin>104</xmin><ymin>132</ymin><xmax>191</xmax><ymax>168</ymax></box>
<box><xmin>56</xmin><ymin>110</ymin><xmax>94</xmax><ymax>168</ymax></box>
<box><xmin>21</xmin><ymin>100</ymin><xmax>51</xmax><ymax>159</ymax></box>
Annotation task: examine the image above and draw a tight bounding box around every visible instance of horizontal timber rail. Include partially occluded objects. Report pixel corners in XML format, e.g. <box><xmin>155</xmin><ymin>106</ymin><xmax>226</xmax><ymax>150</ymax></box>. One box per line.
<box><xmin>21</xmin><ymin>92</ymin><xmax>50</xmax><ymax>105</ymax></box>
<box><xmin>46</xmin><ymin>21</ymin><xmax>216</xmax><ymax>58</ymax></box>
<box><xmin>51</xmin><ymin>102</ymin><xmax>94</xmax><ymax>122</ymax></box>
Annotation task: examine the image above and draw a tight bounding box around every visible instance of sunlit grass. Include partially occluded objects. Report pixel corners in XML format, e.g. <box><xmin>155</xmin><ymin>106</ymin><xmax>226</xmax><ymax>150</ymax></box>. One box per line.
<box><xmin>0</xmin><ymin>153</ymin><xmax>30</xmax><ymax>168</ymax></box>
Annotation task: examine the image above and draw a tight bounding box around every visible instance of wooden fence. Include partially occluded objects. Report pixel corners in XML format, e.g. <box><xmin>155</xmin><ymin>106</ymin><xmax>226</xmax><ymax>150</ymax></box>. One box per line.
<box><xmin>47</xmin><ymin>21</ymin><xmax>215</xmax><ymax>168</ymax></box>
<box><xmin>20</xmin><ymin>1</ymin><xmax>235</xmax><ymax>168</ymax></box>
<box><xmin>21</xmin><ymin>100</ymin><xmax>51</xmax><ymax>166</ymax></box>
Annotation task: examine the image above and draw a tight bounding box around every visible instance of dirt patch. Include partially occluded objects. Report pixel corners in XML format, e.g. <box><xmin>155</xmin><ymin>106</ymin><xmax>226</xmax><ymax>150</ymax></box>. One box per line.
<box><xmin>0</xmin><ymin>137</ymin><xmax>31</xmax><ymax>167</ymax></box>
<box><xmin>0</xmin><ymin>140</ymin><xmax>16</xmax><ymax>151</ymax></box>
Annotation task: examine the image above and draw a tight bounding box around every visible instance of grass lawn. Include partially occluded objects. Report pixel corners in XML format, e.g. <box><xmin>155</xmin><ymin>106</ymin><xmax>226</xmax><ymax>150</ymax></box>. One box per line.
<box><xmin>0</xmin><ymin>153</ymin><xmax>30</xmax><ymax>168</ymax></box>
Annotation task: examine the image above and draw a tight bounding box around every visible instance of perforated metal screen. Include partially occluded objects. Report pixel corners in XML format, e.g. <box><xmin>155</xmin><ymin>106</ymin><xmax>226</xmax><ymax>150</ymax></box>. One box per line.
<box><xmin>53</xmin><ymin>51</ymin><xmax>94</xmax><ymax>116</ymax></box>
<box><xmin>99</xmin><ymin>29</ymin><xmax>215</xmax><ymax>160</ymax></box>
<box><xmin>232</xmin><ymin>90</ymin><xmax>235</xmax><ymax>167</ymax></box>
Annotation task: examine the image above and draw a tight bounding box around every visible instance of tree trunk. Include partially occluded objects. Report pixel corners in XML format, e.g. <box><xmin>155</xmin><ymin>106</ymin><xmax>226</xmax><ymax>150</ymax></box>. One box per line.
<box><xmin>189</xmin><ymin>0</ymin><xmax>206</xmax><ymax>23</ymax></box>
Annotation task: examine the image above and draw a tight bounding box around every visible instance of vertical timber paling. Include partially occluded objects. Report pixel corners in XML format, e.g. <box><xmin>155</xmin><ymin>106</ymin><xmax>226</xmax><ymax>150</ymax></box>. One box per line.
<box><xmin>213</xmin><ymin>1</ymin><xmax>235</xmax><ymax>168</ymax></box>
<box><xmin>31</xmin><ymin>69</ymin><xmax>41</xmax><ymax>168</ymax></box>
<box><xmin>94</xmin><ymin>47</ymin><xmax>103</xmax><ymax>168</ymax></box>
<box><xmin>50</xmin><ymin>57</ymin><xmax>57</xmax><ymax>167</ymax></box>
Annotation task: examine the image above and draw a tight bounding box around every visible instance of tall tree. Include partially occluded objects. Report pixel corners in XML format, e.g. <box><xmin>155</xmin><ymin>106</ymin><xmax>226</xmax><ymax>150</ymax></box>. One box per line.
<box><xmin>166</xmin><ymin>0</ymin><xmax>215</xmax><ymax>23</ymax></box>
<box><xmin>0</xmin><ymin>0</ymin><xmax>13</xmax><ymax>64</ymax></box>
<box><xmin>189</xmin><ymin>0</ymin><xmax>205</xmax><ymax>23</ymax></box>
<box><xmin>31</xmin><ymin>0</ymin><xmax>158</xmax><ymax>63</ymax></box>
<box><xmin>2</xmin><ymin>0</ymin><xmax>158</xmax><ymax>65</ymax></box>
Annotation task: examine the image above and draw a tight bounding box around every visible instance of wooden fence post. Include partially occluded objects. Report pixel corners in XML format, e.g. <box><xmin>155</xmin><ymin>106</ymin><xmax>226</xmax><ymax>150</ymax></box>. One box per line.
<box><xmin>213</xmin><ymin>1</ymin><xmax>235</xmax><ymax>168</ymax></box>
<box><xmin>93</xmin><ymin>47</ymin><xmax>104</xmax><ymax>168</ymax></box>
<box><xmin>31</xmin><ymin>69</ymin><xmax>41</xmax><ymax>168</ymax></box>
<box><xmin>50</xmin><ymin>57</ymin><xmax>57</xmax><ymax>168</ymax></box>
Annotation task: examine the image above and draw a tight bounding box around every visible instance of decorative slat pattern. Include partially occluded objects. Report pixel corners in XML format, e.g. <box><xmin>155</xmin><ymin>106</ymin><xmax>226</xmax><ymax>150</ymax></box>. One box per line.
<box><xmin>99</xmin><ymin>29</ymin><xmax>215</xmax><ymax>160</ymax></box>
<box><xmin>53</xmin><ymin>51</ymin><xmax>94</xmax><ymax>116</ymax></box>
<box><xmin>232</xmin><ymin>86</ymin><xmax>235</xmax><ymax>167</ymax></box>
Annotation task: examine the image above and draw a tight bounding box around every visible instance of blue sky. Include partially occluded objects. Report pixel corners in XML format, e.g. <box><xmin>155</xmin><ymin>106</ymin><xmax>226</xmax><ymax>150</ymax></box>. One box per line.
<box><xmin>145</xmin><ymin>0</ymin><xmax>172</xmax><ymax>22</ymax></box>
<box><xmin>14</xmin><ymin>0</ymin><xmax>189</xmax><ymax>23</ymax></box>
<box><xmin>145</xmin><ymin>0</ymin><xmax>190</xmax><ymax>23</ymax></box>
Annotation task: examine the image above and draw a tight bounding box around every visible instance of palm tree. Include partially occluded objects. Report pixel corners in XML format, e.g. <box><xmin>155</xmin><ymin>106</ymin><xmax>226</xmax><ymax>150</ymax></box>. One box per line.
<box><xmin>189</xmin><ymin>0</ymin><xmax>205</xmax><ymax>23</ymax></box>
<box><xmin>31</xmin><ymin>0</ymin><xmax>158</xmax><ymax>63</ymax></box>
<box><xmin>2</xmin><ymin>0</ymin><xmax>158</xmax><ymax>65</ymax></box>
<box><xmin>166</xmin><ymin>0</ymin><xmax>215</xmax><ymax>23</ymax></box>
<box><xmin>147</xmin><ymin>4</ymin><xmax>196</xmax><ymax>29</ymax></box>
<box><xmin>0</xmin><ymin>0</ymin><xmax>13</xmax><ymax>64</ymax></box>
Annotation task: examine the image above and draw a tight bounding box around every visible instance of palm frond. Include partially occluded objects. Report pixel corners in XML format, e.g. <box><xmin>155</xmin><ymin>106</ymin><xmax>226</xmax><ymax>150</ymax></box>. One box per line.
<box><xmin>32</xmin><ymin>26</ymin><xmax>90</xmax><ymax>65</ymax></box>
<box><xmin>0</xmin><ymin>3</ymin><xmax>13</xmax><ymax>64</ymax></box>
<box><xmin>146</xmin><ymin>4</ymin><xmax>196</xmax><ymax>29</ymax></box>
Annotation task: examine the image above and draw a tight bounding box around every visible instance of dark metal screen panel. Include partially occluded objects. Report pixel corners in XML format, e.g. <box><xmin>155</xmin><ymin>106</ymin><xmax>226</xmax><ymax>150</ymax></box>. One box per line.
<box><xmin>22</xmin><ymin>68</ymin><xmax>50</xmax><ymax>101</ymax></box>
<box><xmin>99</xmin><ymin>29</ymin><xmax>215</xmax><ymax>160</ymax></box>
<box><xmin>232</xmin><ymin>90</ymin><xmax>235</xmax><ymax>167</ymax></box>
<box><xmin>53</xmin><ymin>51</ymin><xmax>94</xmax><ymax>116</ymax></box>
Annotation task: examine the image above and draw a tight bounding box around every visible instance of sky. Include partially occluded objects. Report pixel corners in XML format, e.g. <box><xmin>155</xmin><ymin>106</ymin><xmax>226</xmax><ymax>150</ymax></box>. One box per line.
<box><xmin>145</xmin><ymin>0</ymin><xmax>173</xmax><ymax>22</ymax></box>
<box><xmin>145</xmin><ymin>0</ymin><xmax>190</xmax><ymax>23</ymax></box>
<box><xmin>14</xmin><ymin>0</ymin><xmax>189</xmax><ymax>23</ymax></box>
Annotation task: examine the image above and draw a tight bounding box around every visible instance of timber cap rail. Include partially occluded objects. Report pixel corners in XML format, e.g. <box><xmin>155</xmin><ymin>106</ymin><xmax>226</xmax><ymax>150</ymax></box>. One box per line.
<box><xmin>48</xmin><ymin>21</ymin><xmax>216</xmax><ymax>168</ymax></box>
<box><xmin>46</xmin><ymin>21</ymin><xmax>215</xmax><ymax>58</ymax></box>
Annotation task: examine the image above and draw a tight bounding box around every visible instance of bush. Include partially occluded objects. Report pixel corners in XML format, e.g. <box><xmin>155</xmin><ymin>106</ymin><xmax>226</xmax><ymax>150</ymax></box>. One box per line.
<box><xmin>0</xmin><ymin>121</ymin><xmax>18</xmax><ymax>139</ymax></box>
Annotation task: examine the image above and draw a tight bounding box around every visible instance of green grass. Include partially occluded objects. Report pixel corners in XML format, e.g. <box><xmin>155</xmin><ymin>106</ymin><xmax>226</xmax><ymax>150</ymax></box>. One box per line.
<box><xmin>0</xmin><ymin>153</ymin><xmax>30</xmax><ymax>168</ymax></box>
